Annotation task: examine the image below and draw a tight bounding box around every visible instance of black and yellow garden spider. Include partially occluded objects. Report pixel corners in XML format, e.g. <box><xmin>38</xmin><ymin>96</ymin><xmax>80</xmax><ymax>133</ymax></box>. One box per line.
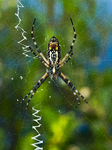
<box><xmin>21</xmin><ymin>18</ymin><xmax>88</xmax><ymax>109</ymax></box>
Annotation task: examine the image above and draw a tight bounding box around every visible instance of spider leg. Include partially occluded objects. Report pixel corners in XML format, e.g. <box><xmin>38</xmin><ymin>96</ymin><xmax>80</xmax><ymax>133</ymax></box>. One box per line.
<box><xmin>29</xmin><ymin>46</ymin><xmax>49</xmax><ymax>68</ymax></box>
<box><xmin>58</xmin><ymin>71</ymin><xmax>88</xmax><ymax>108</ymax></box>
<box><xmin>21</xmin><ymin>72</ymin><xmax>49</xmax><ymax>109</ymax></box>
<box><xmin>59</xmin><ymin>18</ymin><xmax>76</xmax><ymax>67</ymax></box>
<box><xmin>59</xmin><ymin>51</ymin><xmax>73</xmax><ymax>68</ymax></box>
<box><xmin>70</xmin><ymin>18</ymin><xmax>77</xmax><ymax>50</ymax></box>
<box><xmin>31</xmin><ymin>18</ymin><xmax>49</xmax><ymax>65</ymax></box>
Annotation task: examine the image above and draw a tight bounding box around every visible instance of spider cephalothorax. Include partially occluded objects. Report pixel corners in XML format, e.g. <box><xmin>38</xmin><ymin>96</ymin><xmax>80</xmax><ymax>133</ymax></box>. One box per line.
<box><xmin>21</xmin><ymin>18</ymin><xmax>88</xmax><ymax>109</ymax></box>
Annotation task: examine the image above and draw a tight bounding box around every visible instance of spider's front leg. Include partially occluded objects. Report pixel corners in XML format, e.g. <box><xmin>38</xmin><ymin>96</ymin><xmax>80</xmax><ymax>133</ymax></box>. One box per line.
<box><xmin>58</xmin><ymin>71</ymin><xmax>88</xmax><ymax>108</ymax></box>
<box><xmin>31</xmin><ymin>18</ymin><xmax>49</xmax><ymax>65</ymax></box>
<box><xmin>29</xmin><ymin>46</ymin><xmax>49</xmax><ymax>68</ymax></box>
<box><xmin>59</xmin><ymin>18</ymin><xmax>76</xmax><ymax>68</ymax></box>
<box><xmin>21</xmin><ymin>72</ymin><xmax>49</xmax><ymax>109</ymax></box>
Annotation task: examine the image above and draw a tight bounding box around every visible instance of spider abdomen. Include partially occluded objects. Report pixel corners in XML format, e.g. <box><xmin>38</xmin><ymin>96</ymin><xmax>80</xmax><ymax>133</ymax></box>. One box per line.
<box><xmin>48</xmin><ymin>50</ymin><xmax>59</xmax><ymax>64</ymax></box>
<box><xmin>48</xmin><ymin>36</ymin><xmax>61</xmax><ymax>64</ymax></box>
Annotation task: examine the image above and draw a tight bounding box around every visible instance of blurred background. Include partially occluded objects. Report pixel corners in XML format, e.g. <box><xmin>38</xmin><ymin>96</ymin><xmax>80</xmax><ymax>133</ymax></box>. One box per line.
<box><xmin>0</xmin><ymin>0</ymin><xmax>112</xmax><ymax>150</ymax></box>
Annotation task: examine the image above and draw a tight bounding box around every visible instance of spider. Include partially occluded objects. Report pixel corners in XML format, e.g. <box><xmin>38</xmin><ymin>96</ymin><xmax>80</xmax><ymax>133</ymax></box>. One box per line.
<box><xmin>21</xmin><ymin>18</ymin><xmax>88</xmax><ymax>109</ymax></box>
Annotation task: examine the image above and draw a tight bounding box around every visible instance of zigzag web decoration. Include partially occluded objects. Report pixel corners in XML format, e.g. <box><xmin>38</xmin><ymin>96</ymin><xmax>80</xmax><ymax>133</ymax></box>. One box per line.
<box><xmin>15</xmin><ymin>1</ymin><xmax>43</xmax><ymax>149</ymax></box>
<box><xmin>15</xmin><ymin>0</ymin><xmax>30</xmax><ymax>57</ymax></box>
<box><xmin>31</xmin><ymin>107</ymin><xmax>43</xmax><ymax>150</ymax></box>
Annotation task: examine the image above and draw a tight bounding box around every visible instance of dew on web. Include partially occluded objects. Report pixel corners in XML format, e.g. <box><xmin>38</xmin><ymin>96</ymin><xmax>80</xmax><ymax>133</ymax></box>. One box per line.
<box><xmin>17</xmin><ymin>99</ymin><xmax>19</xmax><ymax>102</ymax></box>
<box><xmin>49</xmin><ymin>96</ymin><xmax>51</xmax><ymax>98</ymax></box>
<box><xmin>20</xmin><ymin>76</ymin><xmax>23</xmax><ymax>80</ymax></box>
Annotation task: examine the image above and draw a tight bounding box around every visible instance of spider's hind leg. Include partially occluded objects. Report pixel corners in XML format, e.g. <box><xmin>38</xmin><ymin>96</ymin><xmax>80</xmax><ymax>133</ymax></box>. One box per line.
<box><xmin>20</xmin><ymin>89</ymin><xmax>33</xmax><ymax>103</ymax></box>
<box><xmin>21</xmin><ymin>72</ymin><xmax>49</xmax><ymax>109</ymax></box>
<box><xmin>58</xmin><ymin>71</ymin><xmax>88</xmax><ymax>108</ymax></box>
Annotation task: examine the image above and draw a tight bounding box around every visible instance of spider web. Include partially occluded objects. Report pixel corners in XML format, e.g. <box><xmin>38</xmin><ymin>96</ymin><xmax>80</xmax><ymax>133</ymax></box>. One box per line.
<box><xmin>0</xmin><ymin>0</ymin><xmax>112</xmax><ymax>149</ymax></box>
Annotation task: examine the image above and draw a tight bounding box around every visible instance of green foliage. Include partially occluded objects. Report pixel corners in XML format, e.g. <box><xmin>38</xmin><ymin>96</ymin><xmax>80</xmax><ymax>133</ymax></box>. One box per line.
<box><xmin>0</xmin><ymin>0</ymin><xmax>112</xmax><ymax>150</ymax></box>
